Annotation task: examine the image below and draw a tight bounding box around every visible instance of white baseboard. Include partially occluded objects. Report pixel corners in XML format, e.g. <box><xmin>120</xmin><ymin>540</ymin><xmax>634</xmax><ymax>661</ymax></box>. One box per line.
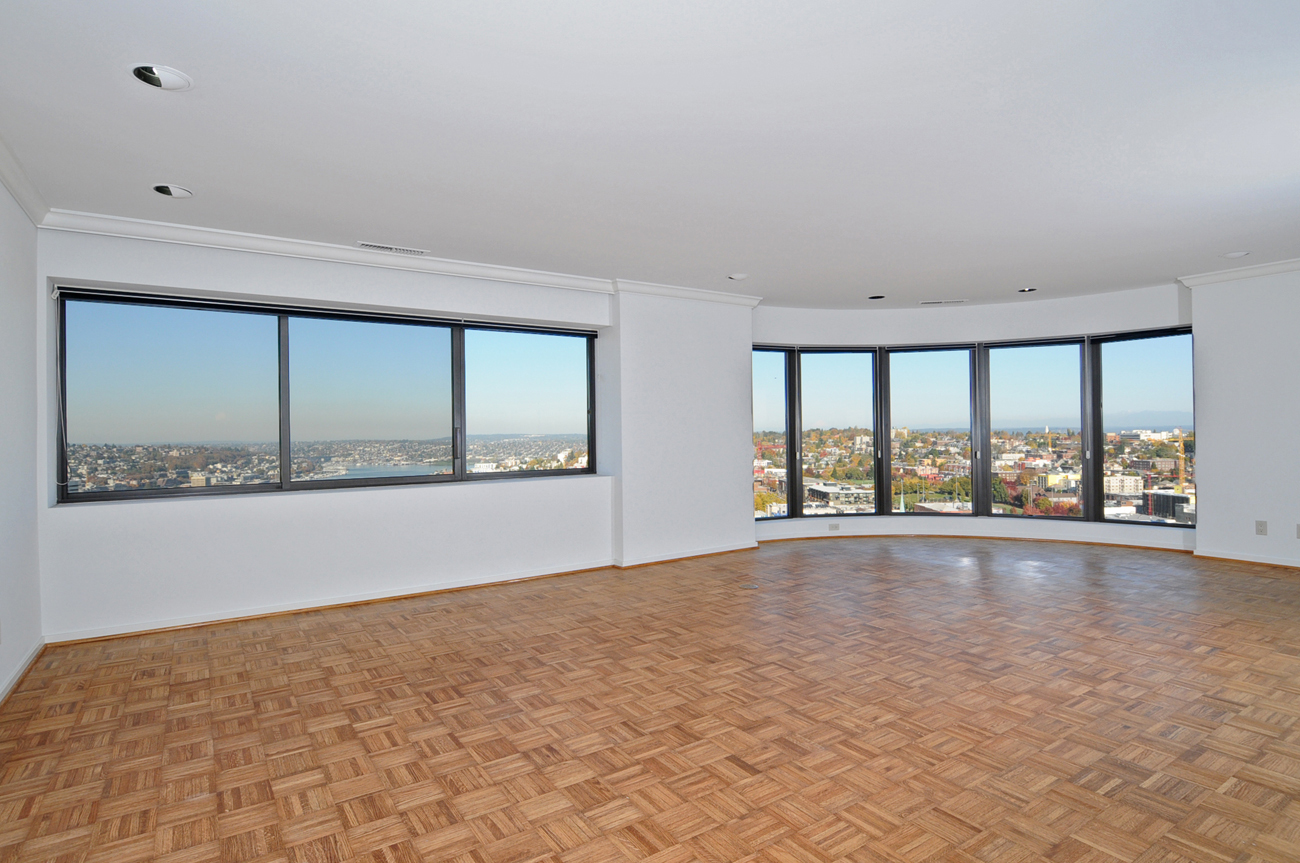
<box><xmin>45</xmin><ymin>558</ymin><xmax>617</xmax><ymax>643</ymax></box>
<box><xmin>1194</xmin><ymin>548</ymin><xmax>1300</xmax><ymax>570</ymax></box>
<box><xmin>615</xmin><ymin>541</ymin><xmax>758</xmax><ymax>568</ymax></box>
<box><xmin>0</xmin><ymin>637</ymin><xmax>46</xmax><ymax>704</ymax></box>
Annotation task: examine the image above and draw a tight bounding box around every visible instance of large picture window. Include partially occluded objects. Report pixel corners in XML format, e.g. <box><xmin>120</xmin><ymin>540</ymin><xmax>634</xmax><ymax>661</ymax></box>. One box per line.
<box><xmin>754</xmin><ymin>328</ymin><xmax>1192</xmax><ymax>527</ymax></box>
<box><xmin>63</xmin><ymin>301</ymin><xmax>281</xmax><ymax>492</ymax></box>
<box><xmin>465</xmin><ymin>330</ymin><xmax>590</xmax><ymax>473</ymax></box>
<box><xmin>889</xmin><ymin>349</ymin><xmax>972</xmax><ymax>515</ymax></box>
<box><xmin>752</xmin><ymin>350</ymin><xmax>789</xmax><ymax>518</ymax></box>
<box><xmin>800</xmin><ymin>352</ymin><xmax>875</xmax><ymax>515</ymax></box>
<box><xmin>988</xmin><ymin>343</ymin><xmax>1083</xmax><ymax>518</ymax></box>
<box><xmin>1100</xmin><ymin>333</ymin><xmax>1195</xmax><ymax>524</ymax></box>
<box><xmin>58</xmin><ymin>290</ymin><xmax>596</xmax><ymax>501</ymax></box>
<box><xmin>289</xmin><ymin>317</ymin><xmax>454</xmax><ymax>482</ymax></box>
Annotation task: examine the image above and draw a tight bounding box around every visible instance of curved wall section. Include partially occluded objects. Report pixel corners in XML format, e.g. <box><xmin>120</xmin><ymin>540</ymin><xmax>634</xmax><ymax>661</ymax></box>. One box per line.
<box><xmin>751</xmin><ymin>284</ymin><xmax>1197</xmax><ymax>551</ymax></box>
<box><xmin>754</xmin><ymin>284</ymin><xmax>1190</xmax><ymax>347</ymax></box>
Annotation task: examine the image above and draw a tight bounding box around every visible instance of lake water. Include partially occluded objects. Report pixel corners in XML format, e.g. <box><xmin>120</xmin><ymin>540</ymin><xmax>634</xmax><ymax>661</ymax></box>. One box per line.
<box><xmin>337</xmin><ymin>463</ymin><xmax>453</xmax><ymax>479</ymax></box>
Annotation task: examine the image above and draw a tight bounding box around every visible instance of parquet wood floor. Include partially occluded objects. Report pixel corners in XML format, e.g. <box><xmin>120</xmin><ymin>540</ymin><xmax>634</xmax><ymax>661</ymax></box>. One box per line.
<box><xmin>5</xmin><ymin>538</ymin><xmax>1300</xmax><ymax>863</ymax></box>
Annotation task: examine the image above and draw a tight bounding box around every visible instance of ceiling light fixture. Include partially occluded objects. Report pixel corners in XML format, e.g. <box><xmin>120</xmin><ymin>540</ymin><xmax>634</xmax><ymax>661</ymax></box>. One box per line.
<box><xmin>728</xmin><ymin>273</ymin><xmax>749</xmax><ymax>280</ymax></box>
<box><xmin>133</xmin><ymin>65</ymin><xmax>193</xmax><ymax>91</ymax></box>
<box><xmin>1220</xmin><ymin>251</ymin><xmax>1250</xmax><ymax>259</ymax></box>
<box><xmin>153</xmin><ymin>184</ymin><xmax>192</xmax><ymax>198</ymax></box>
<box><xmin>868</xmin><ymin>295</ymin><xmax>885</xmax><ymax>300</ymax></box>
<box><xmin>1018</xmin><ymin>287</ymin><xmax>1038</xmax><ymax>293</ymax></box>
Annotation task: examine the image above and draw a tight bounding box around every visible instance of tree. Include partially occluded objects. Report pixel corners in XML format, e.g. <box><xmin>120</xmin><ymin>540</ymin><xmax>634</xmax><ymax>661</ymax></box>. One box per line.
<box><xmin>992</xmin><ymin>477</ymin><xmax>1010</xmax><ymax>503</ymax></box>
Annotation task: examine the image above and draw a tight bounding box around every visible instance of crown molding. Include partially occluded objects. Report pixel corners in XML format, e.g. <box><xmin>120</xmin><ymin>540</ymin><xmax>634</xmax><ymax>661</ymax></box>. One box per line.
<box><xmin>38</xmin><ymin>209</ymin><xmax>616</xmax><ymax>294</ymax></box>
<box><xmin>615</xmin><ymin>278</ymin><xmax>762</xmax><ymax>307</ymax></box>
<box><xmin>1178</xmin><ymin>256</ymin><xmax>1300</xmax><ymax>288</ymax></box>
<box><xmin>0</xmin><ymin>133</ymin><xmax>49</xmax><ymax>226</ymax></box>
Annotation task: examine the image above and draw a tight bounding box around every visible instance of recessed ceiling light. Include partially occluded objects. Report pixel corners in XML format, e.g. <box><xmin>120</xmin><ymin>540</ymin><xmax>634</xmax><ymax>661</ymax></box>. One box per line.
<box><xmin>728</xmin><ymin>273</ymin><xmax>749</xmax><ymax>280</ymax></box>
<box><xmin>133</xmin><ymin>65</ymin><xmax>193</xmax><ymax>91</ymax></box>
<box><xmin>153</xmin><ymin>184</ymin><xmax>192</xmax><ymax>198</ymax></box>
<box><xmin>1018</xmin><ymin>287</ymin><xmax>1038</xmax><ymax>293</ymax></box>
<box><xmin>868</xmin><ymin>295</ymin><xmax>885</xmax><ymax>300</ymax></box>
<box><xmin>1220</xmin><ymin>251</ymin><xmax>1250</xmax><ymax>259</ymax></box>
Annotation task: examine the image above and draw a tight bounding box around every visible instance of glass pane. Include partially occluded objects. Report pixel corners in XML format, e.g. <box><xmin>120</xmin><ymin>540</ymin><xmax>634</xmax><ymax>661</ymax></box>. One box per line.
<box><xmin>290</xmin><ymin>318</ymin><xmax>452</xmax><ymax>481</ymax></box>
<box><xmin>888</xmin><ymin>350</ymin><xmax>972</xmax><ymax>514</ymax></box>
<box><xmin>752</xmin><ymin>350</ymin><xmax>788</xmax><ymax>519</ymax></box>
<box><xmin>989</xmin><ymin>344</ymin><xmax>1083</xmax><ymax>517</ymax></box>
<box><xmin>464</xmin><ymin>330</ymin><xmax>589</xmax><ymax>472</ymax></box>
<box><xmin>64</xmin><ymin>300</ymin><xmax>280</xmax><ymax>492</ymax></box>
<box><xmin>1101</xmin><ymin>334</ymin><xmax>1195</xmax><ymax>524</ymax></box>
<box><xmin>800</xmin><ymin>352</ymin><xmax>874</xmax><ymax>515</ymax></box>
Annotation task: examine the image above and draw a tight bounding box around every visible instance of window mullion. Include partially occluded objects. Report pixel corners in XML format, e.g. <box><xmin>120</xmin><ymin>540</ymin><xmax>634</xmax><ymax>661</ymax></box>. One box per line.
<box><xmin>278</xmin><ymin>314</ymin><xmax>292</xmax><ymax>489</ymax></box>
<box><xmin>452</xmin><ymin>326</ymin><xmax>467</xmax><ymax>481</ymax></box>
<box><xmin>877</xmin><ymin>350</ymin><xmax>892</xmax><ymax>514</ymax></box>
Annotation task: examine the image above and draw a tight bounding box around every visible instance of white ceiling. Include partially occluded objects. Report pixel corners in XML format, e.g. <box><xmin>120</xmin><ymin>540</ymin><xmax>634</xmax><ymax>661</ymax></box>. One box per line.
<box><xmin>1</xmin><ymin>1</ymin><xmax>1298</xmax><ymax>308</ymax></box>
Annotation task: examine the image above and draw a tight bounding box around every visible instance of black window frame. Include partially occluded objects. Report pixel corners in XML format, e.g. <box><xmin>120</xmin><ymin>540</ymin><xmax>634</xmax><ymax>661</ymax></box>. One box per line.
<box><xmin>1091</xmin><ymin>327</ymin><xmax>1196</xmax><ymax>527</ymax></box>
<box><xmin>754</xmin><ymin>325</ymin><xmax>1193</xmax><ymax>528</ymax></box>
<box><xmin>751</xmin><ymin>347</ymin><xmax>796</xmax><ymax>520</ymax></box>
<box><xmin>982</xmin><ymin>336</ymin><xmax>1087</xmax><ymax>523</ymax></box>
<box><xmin>56</xmin><ymin>286</ymin><xmax>597</xmax><ymax>503</ymax></box>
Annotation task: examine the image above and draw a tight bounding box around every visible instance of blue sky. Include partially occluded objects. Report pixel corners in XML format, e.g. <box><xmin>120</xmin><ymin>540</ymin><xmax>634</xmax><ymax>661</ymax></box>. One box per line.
<box><xmin>989</xmin><ymin>343</ymin><xmax>1080</xmax><ymax>431</ymax></box>
<box><xmin>754</xmin><ymin>335</ymin><xmax>1194</xmax><ymax>434</ymax></box>
<box><xmin>290</xmin><ymin>317</ymin><xmax>452</xmax><ymax>440</ymax></box>
<box><xmin>752</xmin><ymin>350</ymin><xmax>787</xmax><ymax>434</ymax></box>
<box><xmin>465</xmin><ymin>329</ymin><xmax>588</xmax><ymax>435</ymax></box>
<box><xmin>890</xmin><ymin>349</ymin><xmax>971</xmax><ymax>430</ymax></box>
<box><xmin>802</xmin><ymin>352</ymin><xmax>873</xmax><ymax>430</ymax></box>
<box><xmin>66</xmin><ymin>300</ymin><xmax>590</xmax><ymax>444</ymax></box>
<box><xmin>66</xmin><ymin>301</ymin><xmax>280</xmax><ymax>444</ymax></box>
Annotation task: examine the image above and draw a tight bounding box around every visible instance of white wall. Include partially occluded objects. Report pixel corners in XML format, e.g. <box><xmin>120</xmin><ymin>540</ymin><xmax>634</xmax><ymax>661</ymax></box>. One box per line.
<box><xmin>36</xmin><ymin>230</ymin><xmax>616</xmax><ymax>640</ymax></box>
<box><xmin>41</xmin><ymin>476</ymin><xmax>613</xmax><ymax>641</ymax></box>
<box><xmin>754</xmin><ymin>283</ymin><xmax>1190</xmax><ymax>346</ymax></box>
<box><xmin>610</xmin><ymin>287</ymin><xmax>758</xmax><ymax>565</ymax></box>
<box><xmin>753</xmin><ymin>283</ymin><xmax>1198</xmax><ymax>550</ymax></box>
<box><xmin>0</xmin><ymin>183</ymin><xmax>42</xmax><ymax>698</ymax></box>
<box><xmin>1193</xmin><ymin>270</ymin><xmax>1300</xmax><ymax>567</ymax></box>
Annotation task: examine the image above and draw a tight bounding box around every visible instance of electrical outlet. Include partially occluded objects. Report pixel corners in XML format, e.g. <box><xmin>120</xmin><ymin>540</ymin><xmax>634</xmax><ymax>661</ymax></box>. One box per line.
<box><xmin>829</xmin><ymin>523</ymin><xmax>840</xmax><ymax>531</ymax></box>
<box><xmin>1256</xmin><ymin>520</ymin><xmax>1268</xmax><ymax>536</ymax></box>
<box><xmin>1295</xmin><ymin>523</ymin><xmax>1300</xmax><ymax>539</ymax></box>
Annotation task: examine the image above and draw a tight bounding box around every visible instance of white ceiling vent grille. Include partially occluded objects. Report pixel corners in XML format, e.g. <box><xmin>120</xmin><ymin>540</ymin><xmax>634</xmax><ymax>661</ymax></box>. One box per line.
<box><xmin>357</xmin><ymin>241</ymin><xmax>429</xmax><ymax>256</ymax></box>
<box><xmin>918</xmin><ymin>299</ymin><xmax>968</xmax><ymax>305</ymax></box>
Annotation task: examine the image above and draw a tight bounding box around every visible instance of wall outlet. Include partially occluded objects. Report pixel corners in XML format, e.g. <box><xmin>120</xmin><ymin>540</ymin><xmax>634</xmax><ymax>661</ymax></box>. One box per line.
<box><xmin>1296</xmin><ymin>523</ymin><xmax>1300</xmax><ymax>539</ymax></box>
<box><xmin>829</xmin><ymin>523</ymin><xmax>840</xmax><ymax>531</ymax></box>
<box><xmin>1256</xmin><ymin>520</ymin><xmax>1268</xmax><ymax>536</ymax></box>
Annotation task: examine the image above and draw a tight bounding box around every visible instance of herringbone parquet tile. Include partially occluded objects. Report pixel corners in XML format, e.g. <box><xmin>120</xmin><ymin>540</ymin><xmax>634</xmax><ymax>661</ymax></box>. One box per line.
<box><xmin>4</xmin><ymin>538</ymin><xmax>1300</xmax><ymax>863</ymax></box>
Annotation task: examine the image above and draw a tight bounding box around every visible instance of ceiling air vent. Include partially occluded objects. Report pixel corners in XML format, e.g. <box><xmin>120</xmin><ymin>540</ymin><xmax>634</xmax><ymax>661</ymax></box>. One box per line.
<box><xmin>918</xmin><ymin>299</ymin><xmax>968</xmax><ymax>306</ymax></box>
<box><xmin>357</xmin><ymin>241</ymin><xmax>429</xmax><ymax>257</ymax></box>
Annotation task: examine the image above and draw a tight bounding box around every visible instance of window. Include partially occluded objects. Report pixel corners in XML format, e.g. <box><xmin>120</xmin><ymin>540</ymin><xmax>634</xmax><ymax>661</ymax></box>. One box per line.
<box><xmin>753</xmin><ymin>328</ymin><xmax>1192</xmax><ymax>527</ymax></box>
<box><xmin>464</xmin><ymin>329</ymin><xmax>591</xmax><ymax>472</ymax></box>
<box><xmin>800</xmin><ymin>352</ymin><xmax>875</xmax><ymax>515</ymax></box>
<box><xmin>752</xmin><ymin>350</ymin><xmax>789</xmax><ymax>518</ymax></box>
<box><xmin>988</xmin><ymin>343</ymin><xmax>1083</xmax><ymax>518</ymax></box>
<box><xmin>63</xmin><ymin>299</ymin><xmax>280</xmax><ymax>492</ymax></box>
<box><xmin>58</xmin><ymin>289</ymin><xmax>595</xmax><ymax>501</ymax></box>
<box><xmin>289</xmin><ymin>317</ymin><xmax>453</xmax><ymax>482</ymax></box>
<box><xmin>1100</xmin><ymin>333</ymin><xmax>1195</xmax><ymax>524</ymax></box>
<box><xmin>888</xmin><ymin>349</ymin><xmax>973</xmax><ymax>514</ymax></box>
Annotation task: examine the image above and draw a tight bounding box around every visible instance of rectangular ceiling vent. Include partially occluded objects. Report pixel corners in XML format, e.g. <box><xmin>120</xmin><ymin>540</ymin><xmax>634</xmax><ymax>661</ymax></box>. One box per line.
<box><xmin>918</xmin><ymin>299</ymin><xmax>968</xmax><ymax>305</ymax></box>
<box><xmin>357</xmin><ymin>241</ymin><xmax>429</xmax><ymax>257</ymax></box>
